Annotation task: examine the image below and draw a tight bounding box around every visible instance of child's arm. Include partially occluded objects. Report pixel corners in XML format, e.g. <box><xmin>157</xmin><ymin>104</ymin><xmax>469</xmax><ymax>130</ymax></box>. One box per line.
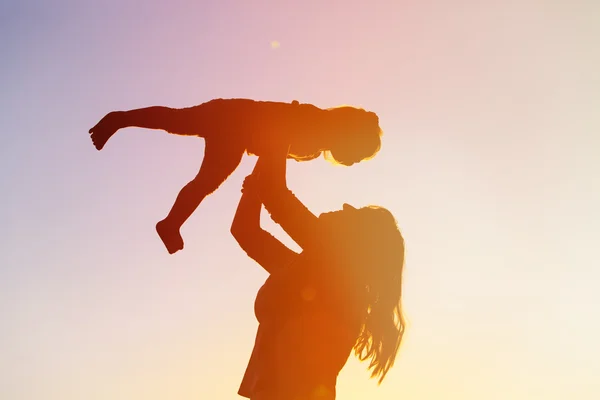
<box><xmin>255</xmin><ymin>146</ymin><xmax>321</xmax><ymax>251</ymax></box>
<box><xmin>231</xmin><ymin>168</ymin><xmax>299</xmax><ymax>274</ymax></box>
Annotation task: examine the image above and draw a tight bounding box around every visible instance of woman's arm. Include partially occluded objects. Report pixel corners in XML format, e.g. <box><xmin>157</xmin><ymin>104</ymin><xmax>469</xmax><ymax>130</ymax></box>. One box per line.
<box><xmin>255</xmin><ymin>146</ymin><xmax>320</xmax><ymax>250</ymax></box>
<box><xmin>231</xmin><ymin>170</ymin><xmax>298</xmax><ymax>274</ymax></box>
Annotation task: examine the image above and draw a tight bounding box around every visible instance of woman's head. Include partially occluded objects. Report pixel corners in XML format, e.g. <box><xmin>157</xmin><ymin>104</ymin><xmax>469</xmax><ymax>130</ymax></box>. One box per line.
<box><xmin>319</xmin><ymin>204</ymin><xmax>406</xmax><ymax>383</ymax></box>
<box><xmin>323</xmin><ymin>106</ymin><xmax>383</xmax><ymax>166</ymax></box>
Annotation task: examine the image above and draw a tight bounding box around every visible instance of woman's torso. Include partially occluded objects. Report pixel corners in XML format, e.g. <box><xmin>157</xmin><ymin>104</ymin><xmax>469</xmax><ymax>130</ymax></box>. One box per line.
<box><xmin>240</xmin><ymin>253</ymin><xmax>364</xmax><ymax>399</ymax></box>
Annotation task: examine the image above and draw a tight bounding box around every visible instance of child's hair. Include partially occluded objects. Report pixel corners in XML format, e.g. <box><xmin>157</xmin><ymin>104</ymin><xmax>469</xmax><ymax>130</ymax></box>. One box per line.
<box><xmin>285</xmin><ymin>103</ymin><xmax>382</xmax><ymax>165</ymax></box>
<box><xmin>324</xmin><ymin>106</ymin><xmax>383</xmax><ymax>166</ymax></box>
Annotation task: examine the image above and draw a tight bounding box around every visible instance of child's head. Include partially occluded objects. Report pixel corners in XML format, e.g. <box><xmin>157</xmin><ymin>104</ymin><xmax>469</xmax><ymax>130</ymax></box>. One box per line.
<box><xmin>324</xmin><ymin>106</ymin><xmax>383</xmax><ymax>166</ymax></box>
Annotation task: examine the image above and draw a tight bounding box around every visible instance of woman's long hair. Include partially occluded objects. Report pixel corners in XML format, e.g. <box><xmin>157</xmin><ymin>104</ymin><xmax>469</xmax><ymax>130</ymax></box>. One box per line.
<box><xmin>321</xmin><ymin>206</ymin><xmax>406</xmax><ymax>383</ymax></box>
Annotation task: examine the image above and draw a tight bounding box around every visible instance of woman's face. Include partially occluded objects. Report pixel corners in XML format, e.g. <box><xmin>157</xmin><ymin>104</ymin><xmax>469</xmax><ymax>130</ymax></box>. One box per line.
<box><xmin>319</xmin><ymin>203</ymin><xmax>358</xmax><ymax>224</ymax></box>
<box><xmin>318</xmin><ymin>204</ymin><xmax>367</xmax><ymax>249</ymax></box>
<box><xmin>318</xmin><ymin>204</ymin><xmax>374</xmax><ymax>283</ymax></box>
<box><xmin>342</xmin><ymin>203</ymin><xmax>357</xmax><ymax>212</ymax></box>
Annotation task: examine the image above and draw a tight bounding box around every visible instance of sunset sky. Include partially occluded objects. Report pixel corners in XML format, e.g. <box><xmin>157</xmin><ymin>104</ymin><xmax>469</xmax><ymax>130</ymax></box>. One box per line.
<box><xmin>1</xmin><ymin>1</ymin><xmax>599</xmax><ymax>399</ymax></box>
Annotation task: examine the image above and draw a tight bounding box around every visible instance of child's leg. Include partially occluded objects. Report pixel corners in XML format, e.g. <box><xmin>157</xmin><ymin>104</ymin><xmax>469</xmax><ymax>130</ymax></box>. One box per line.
<box><xmin>89</xmin><ymin>105</ymin><xmax>210</xmax><ymax>151</ymax></box>
<box><xmin>156</xmin><ymin>138</ymin><xmax>246</xmax><ymax>254</ymax></box>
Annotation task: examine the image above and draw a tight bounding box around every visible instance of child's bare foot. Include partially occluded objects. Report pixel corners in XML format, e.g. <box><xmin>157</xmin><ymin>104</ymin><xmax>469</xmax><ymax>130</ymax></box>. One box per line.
<box><xmin>156</xmin><ymin>219</ymin><xmax>184</xmax><ymax>254</ymax></box>
<box><xmin>88</xmin><ymin>111</ymin><xmax>123</xmax><ymax>150</ymax></box>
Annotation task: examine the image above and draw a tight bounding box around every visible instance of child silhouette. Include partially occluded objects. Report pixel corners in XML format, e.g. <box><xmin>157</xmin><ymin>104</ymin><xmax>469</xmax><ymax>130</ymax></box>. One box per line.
<box><xmin>89</xmin><ymin>98</ymin><xmax>382</xmax><ymax>254</ymax></box>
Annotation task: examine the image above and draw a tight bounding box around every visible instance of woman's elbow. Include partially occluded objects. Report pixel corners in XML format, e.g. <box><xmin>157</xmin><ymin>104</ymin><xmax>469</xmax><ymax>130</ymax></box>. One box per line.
<box><xmin>230</xmin><ymin>223</ymin><xmax>258</xmax><ymax>244</ymax></box>
<box><xmin>230</xmin><ymin>223</ymin><xmax>245</xmax><ymax>241</ymax></box>
<box><xmin>231</xmin><ymin>227</ymin><xmax>264</xmax><ymax>261</ymax></box>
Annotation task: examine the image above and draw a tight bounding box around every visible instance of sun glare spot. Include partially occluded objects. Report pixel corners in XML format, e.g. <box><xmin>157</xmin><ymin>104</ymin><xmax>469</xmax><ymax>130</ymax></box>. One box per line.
<box><xmin>270</xmin><ymin>40</ymin><xmax>280</xmax><ymax>49</ymax></box>
<box><xmin>313</xmin><ymin>384</ymin><xmax>332</xmax><ymax>398</ymax></box>
<box><xmin>301</xmin><ymin>285</ymin><xmax>316</xmax><ymax>301</ymax></box>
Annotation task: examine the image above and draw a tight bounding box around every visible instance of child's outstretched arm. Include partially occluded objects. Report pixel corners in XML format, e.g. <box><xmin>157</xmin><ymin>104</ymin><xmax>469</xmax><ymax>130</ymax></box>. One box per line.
<box><xmin>255</xmin><ymin>145</ymin><xmax>320</xmax><ymax>251</ymax></box>
<box><xmin>231</xmin><ymin>164</ymin><xmax>299</xmax><ymax>274</ymax></box>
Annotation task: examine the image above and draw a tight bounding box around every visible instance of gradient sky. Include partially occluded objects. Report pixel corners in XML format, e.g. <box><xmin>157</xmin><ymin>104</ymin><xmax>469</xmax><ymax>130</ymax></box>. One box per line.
<box><xmin>1</xmin><ymin>1</ymin><xmax>599</xmax><ymax>399</ymax></box>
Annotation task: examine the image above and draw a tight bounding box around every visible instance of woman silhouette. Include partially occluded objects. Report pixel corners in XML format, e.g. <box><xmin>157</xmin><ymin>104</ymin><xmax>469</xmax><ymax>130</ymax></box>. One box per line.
<box><xmin>231</xmin><ymin>147</ymin><xmax>406</xmax><ymax>400</ymax></box>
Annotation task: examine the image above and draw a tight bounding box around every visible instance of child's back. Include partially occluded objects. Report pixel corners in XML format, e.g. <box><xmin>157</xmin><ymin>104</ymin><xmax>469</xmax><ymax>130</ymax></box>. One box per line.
<box><xmin>185</xmin><ymin>99</ymin><xmax>328</xmax><ymax>161</ymax></box>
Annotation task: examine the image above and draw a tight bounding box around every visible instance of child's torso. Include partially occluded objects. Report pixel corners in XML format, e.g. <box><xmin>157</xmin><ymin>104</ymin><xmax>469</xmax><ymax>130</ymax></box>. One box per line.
<box><xmin>203</xmin><ymin>98</ymin><xmax>326</xmax><ymax>159</ymax></box>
